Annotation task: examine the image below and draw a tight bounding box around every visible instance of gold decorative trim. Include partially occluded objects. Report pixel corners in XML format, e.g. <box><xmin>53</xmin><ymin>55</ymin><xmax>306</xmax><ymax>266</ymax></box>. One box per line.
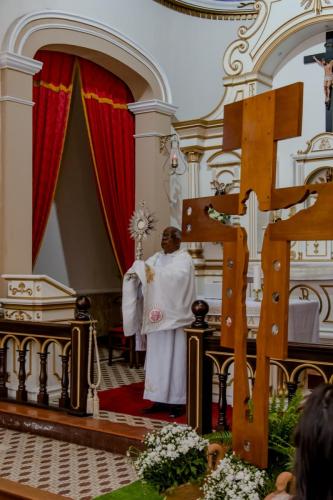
<box><xmin>188</xmin><ymin>335</ymin><xmax>201</xmax><ymax>431</ymax></box>
<box><xmin>206</xmin><ymin>350</ymin><xmax>333</xmax><ymax>368</ymax></box>
<box><xmin>21</xmin><ymin>336</ymin><xmax>40</xmax><ymax>351</ymax></box>
<box><xmin>5</xmin><ymin>310</ymin><xmax>32</xmax><ymax>321</ymax></box>
<box><xmin>153</xmin><ymin>0</ymin><xmax>257</xmax><ymax>20</ymax></box>
<box><xmin>270</xmin><ymin>360</ymin><xmax>290</xmax><ymax>382</ymax></box>
<box><xmin>41</xmin><ymin>338</ymin><xmax>62</xmax><ymax>354</ymax></box>
<box><xmin>174</xmin><ymin>118</ymin><xmax>223</xmax><ymax>129</ymax></box>
<box><xmin>4</xmin><ymin>304</ymin><xmax>75</xmax><ymax>311</ymax></box>
<box><xmin>0</xmin><ymin>331</ymin><xmax>71</xmax><ymax>341</ymax></box>
<box><xmin>72</xmin><ymin>326</ymin><xmax>81</xmax><ymax>411</ymax></box>
<box><xmin>300</xmin><ymin>0</ymin><xmax>332</xmax><ymax>15</ymax></box>
<box><xmin>289</xmin><ymin>284</ymin><xmax>322</xmax><ymax>313</ymax></box>
<box><xmin>188</xmin><ymin>248</ymin><xmax>204</xmax><ymax>259</ymax></box>
<box><xmin>33</xmin><ymin>80</ymin><xmax>72</xmax><ymax>93</ymax></box>
<box><xmin>320</xmin><ymin>285</ymin><xmax>333</xmax><ymax>322</ymax></box>
<box><xmin>297</xmin><ymin>132</ymin><xmax>333</xmax><ymax>155</ymax></box>
<box><xmin>182</xmin><ymin>148</ymin><xmax>204</xmax><ymax>163</ymax></box>
<box><xmin>290</xmin><ymin>363</ymin><xmax>327</xmax><ymax>383</ymax></box>
<box><xmin>205</xmin><ymin>352</ymin><xmax>221</xmax><ymax>373</ymax></box>
<box><xmin>9</xmin><ymin>283</ymin><xmax>33</xmax><ymax>296</ymax></box>
<box><xmin>82</xmin><ymin>91</ymin><xmax>128</xmax><ymax>109</ymax></box>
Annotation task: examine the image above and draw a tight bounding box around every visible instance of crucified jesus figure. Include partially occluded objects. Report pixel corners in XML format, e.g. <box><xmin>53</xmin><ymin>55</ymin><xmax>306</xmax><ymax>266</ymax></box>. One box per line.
<box><xmin>313</xmin><ymin>55</ymin><xmax>333</xmax><ymax>105</ymax></box>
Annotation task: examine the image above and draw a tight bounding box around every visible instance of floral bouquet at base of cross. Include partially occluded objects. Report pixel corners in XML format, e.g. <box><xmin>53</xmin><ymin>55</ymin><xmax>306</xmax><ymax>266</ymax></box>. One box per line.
<box><xmin>202</xmin><ymin>451</ymin><xmax>268</xmax><ymax>500</ymax></box>
<box><xmin>128</xmin><ymin>423</ymin><xmax>208</xmax><ymax>494</ymax></box>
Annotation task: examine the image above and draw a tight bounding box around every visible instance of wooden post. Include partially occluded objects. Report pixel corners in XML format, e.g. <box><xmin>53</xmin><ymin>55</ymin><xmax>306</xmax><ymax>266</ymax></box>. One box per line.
<box><xmin>185</xmin><ymin>300</ymin><xmax>214</xmax><ymax>434</ymax></box>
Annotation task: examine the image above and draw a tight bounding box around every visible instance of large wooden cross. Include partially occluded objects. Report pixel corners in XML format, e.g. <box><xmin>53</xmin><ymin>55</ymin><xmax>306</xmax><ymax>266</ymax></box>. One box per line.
<box><xmin>182</xmin><ymin>82</ymin><xmax>333</xmax><ymax>468</ymax></box>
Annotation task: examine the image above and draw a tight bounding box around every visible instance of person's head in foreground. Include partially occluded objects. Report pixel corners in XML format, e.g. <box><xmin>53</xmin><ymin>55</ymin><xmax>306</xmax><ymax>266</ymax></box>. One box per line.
<box><xmin>294</xmin><ymin>383</ymin><xmax>333</xmax><ymax>500</ymax></box>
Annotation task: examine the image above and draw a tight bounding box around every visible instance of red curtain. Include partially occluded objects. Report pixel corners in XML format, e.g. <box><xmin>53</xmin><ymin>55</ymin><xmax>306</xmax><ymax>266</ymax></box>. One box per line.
<box><xmin>78</xmin><ymin>58</ymin><xmax>135</xmax><ymax>274</ymax></box>
<box><xmin>33</xmin><ymin>50</ymin><xmax>75</xmax><ymax>263</ymax></box>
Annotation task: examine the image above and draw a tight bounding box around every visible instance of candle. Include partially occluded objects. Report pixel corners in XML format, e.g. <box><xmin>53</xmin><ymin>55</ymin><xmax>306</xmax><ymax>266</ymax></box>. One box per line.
<box><xmin>253</xmin><ymin>264</ymin><xmax>261</xmax><ymax>291</ymax></box>
<box><xmin>171</xmin><ymin>153</ymin><xmax>178</xmax><ymax>168</ymax></box>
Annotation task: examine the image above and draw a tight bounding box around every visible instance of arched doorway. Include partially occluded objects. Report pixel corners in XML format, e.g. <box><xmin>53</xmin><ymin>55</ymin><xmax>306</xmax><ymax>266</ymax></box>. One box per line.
<box><xmin>0</xmin><ymin>10</ymin><xmax>177</xmax><ymax>290</ymax></box>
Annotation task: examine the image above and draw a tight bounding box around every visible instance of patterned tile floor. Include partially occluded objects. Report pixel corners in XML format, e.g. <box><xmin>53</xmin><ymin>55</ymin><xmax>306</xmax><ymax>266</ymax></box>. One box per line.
<box><xmin>0</xmin><ymin>427</ymin><xmax>137</xmax><ymax>500</ymax></box>
<box><xmin>0</xmin><ymin>347</ymin><xmax>166</xmax><ymax>499</ymax></box>
<box><xmin>94</xmin><ymin>346</ymin><xmax>166</xmax><ymax>430</ymax></box>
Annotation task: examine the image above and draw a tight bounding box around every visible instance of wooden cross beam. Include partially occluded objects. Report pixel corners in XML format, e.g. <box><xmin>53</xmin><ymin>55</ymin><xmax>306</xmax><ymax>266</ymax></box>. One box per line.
<box><xmin>182</xmin><ymin>82</ymin><xmax>333</xmax><ymax>468</ymax></box>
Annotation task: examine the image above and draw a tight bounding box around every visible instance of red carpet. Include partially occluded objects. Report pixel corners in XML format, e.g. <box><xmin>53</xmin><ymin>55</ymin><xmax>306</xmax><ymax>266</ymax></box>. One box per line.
<box><xmin>98</xmin><ymin>382</ymin><xmax>232</xmax><ymax>426</ymax></box>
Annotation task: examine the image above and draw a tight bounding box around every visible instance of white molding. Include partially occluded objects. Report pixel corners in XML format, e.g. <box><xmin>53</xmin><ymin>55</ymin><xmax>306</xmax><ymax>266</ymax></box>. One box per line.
<box><xmin>172</xmin><ymin>0</ymin><xmax>254</xmax><ymax>12</ymax></box>
<box><xmin>3</xmin><ymin>10</ymin><xmax>172</xmax><ymax>103</ymax></box>
<box><xmin>128</xmin><ymin>99</ymin><xmax>177</xmax><ymax>115</ymax></box>
<box><xmin>76</xmin><ymin>288</ymin><xmax>122</xmax><ymax>295</ymax></box>
<box><xmin>134</xmin><ymin>132</ymin><xmax>164</xmax><ymax>138</ymax></box>
<box><xmin>0</xmin><ymin>52</ymin><xmax>42</xmax><ymax>75</ymax></box>
<box><xmin>0</xmin><ymin>95</ymin><xmax>34</xmax><ymax>106</ymax></box>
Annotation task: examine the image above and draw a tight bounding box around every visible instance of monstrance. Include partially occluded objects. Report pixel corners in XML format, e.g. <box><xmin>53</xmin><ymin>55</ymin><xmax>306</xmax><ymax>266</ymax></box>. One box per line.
<box><xmin>129</xmin><ymin>202</ymin><xmax>157</xmax><ymax>260</ymax></box>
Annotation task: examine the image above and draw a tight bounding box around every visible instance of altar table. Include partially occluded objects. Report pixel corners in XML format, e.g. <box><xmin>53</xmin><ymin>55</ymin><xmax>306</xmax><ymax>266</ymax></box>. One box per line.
<box><xmin>204</xmin><ymin>298</ymin><xmax>320</xmax><ymax>343</ymax></box>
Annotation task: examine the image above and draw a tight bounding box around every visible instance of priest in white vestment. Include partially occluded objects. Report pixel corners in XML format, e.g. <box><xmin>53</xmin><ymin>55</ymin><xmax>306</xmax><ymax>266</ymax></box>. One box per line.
<box><xmin>122</xmin><ymin>227</ymin><xmax>196</xmax><ymax>417</ymax></box>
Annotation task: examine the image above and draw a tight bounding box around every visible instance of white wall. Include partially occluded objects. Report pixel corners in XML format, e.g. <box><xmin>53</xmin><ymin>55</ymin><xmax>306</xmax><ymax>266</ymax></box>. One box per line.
<box><xmin>274</xmin><ymin>33</ymin><xmax>326</xmax><ymax>187</ymax></box>
<box><xmin>0</xmin><ymin>0</ymin><xmax>249</xmax><ymax>120</ymax></box>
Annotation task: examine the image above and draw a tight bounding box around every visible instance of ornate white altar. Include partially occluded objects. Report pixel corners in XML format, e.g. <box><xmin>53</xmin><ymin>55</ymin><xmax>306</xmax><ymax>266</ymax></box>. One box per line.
<box><xmin>1</xmin><ymin>274</ymin><xmax>76</xmax><ymax>321</ymax></box>
<box><xmin>0</xmin><ymin>275</ymin><xmax>76</xmax><ymax>399</ymax></box>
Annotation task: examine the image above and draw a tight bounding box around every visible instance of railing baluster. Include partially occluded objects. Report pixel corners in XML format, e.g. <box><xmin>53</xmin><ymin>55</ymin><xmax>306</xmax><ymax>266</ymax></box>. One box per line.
<box><xmin>0</xmin><ymin>347</ymin><xmax>8</xmax><ymax>398</ymax></box>
<box><xmin>16</xmin><ymin>348</ymin><xmax>27</xmax><ymax>402</ymax></box>
<box><xmin>37</xmin><ymin>351</ymin><xmax>49</xmax><ymax>405</ymax></box>
<box><xmin>59</xmin><ymin>353</ymin><xmax>70</xmax><ymax>409</ymax></box>
<box><xmin>217</xmin><ymin>373</ymin><xmax>229</xmax><ymax>431</ymax></box>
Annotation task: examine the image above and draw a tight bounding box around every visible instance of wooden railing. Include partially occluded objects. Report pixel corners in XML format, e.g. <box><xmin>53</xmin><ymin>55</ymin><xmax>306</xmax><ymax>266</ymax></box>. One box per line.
<box><xmin>0</xmin><ymin>298</ymin><xmax>92</xmax><ymax>416</ymax></box>
<box><xmin>185</xmin><ymin>318</ymin><xmax>333</xmax><ymax>434</ymax></box>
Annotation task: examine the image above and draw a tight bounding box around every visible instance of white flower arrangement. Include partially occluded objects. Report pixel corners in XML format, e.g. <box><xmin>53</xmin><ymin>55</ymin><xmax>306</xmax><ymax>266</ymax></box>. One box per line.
<box><xmin>129</xmin><ymin>423</ymin><xmax>208</xmax><ymax>493</ymax></box>
<box><xmin>202</xmin><ymin>452</ymin><xmax>267</xmax><ymax>500</ymax></box>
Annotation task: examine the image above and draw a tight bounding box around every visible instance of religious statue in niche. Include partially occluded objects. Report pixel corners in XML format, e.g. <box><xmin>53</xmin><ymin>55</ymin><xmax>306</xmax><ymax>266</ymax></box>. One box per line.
<box><xmin>182</xmin><ymin>82</ymin><xmax>333</xmax><ymax>468</ymax></box>
<box><xmin>313</xmin><ymin>56</ymin><xmax>333</xmax><ymax>106</ymax></box>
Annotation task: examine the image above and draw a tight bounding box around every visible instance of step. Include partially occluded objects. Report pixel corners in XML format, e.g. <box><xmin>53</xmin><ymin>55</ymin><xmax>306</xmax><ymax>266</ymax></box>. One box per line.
<box><xmin>0</xmin><ymin>477</ymin><xmax>72</xmax><ymax>500</ymax></box>
<box><xmin>0</xmin><ymin>402</ymin><xmax>146</xmax><ymax>455</ymax></box>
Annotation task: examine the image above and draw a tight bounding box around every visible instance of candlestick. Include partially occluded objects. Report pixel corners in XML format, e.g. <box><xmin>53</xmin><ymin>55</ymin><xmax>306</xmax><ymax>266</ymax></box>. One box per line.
<box><xmin>253</xmin><ymin>264</ymin><xmax>261</xmax><ymax>291</ymax></box>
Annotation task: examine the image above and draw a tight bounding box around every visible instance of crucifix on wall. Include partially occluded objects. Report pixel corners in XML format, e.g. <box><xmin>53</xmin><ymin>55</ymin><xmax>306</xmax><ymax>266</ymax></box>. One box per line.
<box><xmin>304</xmin><ymin>31</ymin><xmax>333</xmax><ymax>131</ymax></box>
<box><xmin>182</xmin><ymin>82</ymin><xmax>333</xmax><ymax>468</ymax></box>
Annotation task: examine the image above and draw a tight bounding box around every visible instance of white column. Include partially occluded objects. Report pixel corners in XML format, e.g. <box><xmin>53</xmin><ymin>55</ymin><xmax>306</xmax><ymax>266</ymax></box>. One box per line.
<box><xmin>128</xmin><ymin>100</ymin><xmax>177</xmax><ymax>259</ymax></box>
<box><xmin>0</xmin><ymin>52</ymin><xmax>42</xmax><ymax>293</ymax></box>
<box><xmin>182</xmin><ymin>148</ymin><xmax>205</xmax><ymax>267</ymax></box>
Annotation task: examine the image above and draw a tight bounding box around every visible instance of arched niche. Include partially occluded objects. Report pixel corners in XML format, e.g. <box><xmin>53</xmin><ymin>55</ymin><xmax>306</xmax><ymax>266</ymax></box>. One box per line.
<box><xmin>0</xmin><ymin>11</ymin><xmax>176</xmax><ymax>284</ymax></box>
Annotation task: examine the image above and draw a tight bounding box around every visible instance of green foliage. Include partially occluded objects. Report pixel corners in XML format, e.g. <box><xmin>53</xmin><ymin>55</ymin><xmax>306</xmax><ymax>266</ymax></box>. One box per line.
<box><xmin>93</xmin><ymin>480</ymin><xmax>163</xmax><ymax>499</ymax></box>
<box><xmin>204</xmin><ymin>430</ymin><xmax>232</xmax><ymax>447</ymax></box>
<box><xmin>268</xmin><ymin>389</ymin><xmax>303</xmax><ymax>471</ymax></box>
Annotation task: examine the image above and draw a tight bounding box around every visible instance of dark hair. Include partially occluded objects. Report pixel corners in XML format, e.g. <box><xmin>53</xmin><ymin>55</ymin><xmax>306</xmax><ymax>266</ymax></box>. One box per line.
<box><xmin>170</xmin><ymin>227</ymin><xmax>181</xmax><ymax>241</ymax></box>
<box><xmin>294</xmin><ymin>383</ymin><xmax>333</xmax><ymax>500</ymax></box>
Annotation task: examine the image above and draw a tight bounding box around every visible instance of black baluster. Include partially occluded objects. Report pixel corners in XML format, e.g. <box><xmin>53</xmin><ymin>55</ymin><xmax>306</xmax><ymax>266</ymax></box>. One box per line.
<box><xmin>0</xmin><ymin>347</ymin><xmax>8</xmax><ymax>398</ymax></box>
<box><xmin>16</xmin><ymin>348</ymin><xmax>27</xmax><ymax>402</ymax></box>
<box><xmin>59</xmin><ymin>354</ymin><xmax>70</xmax><ymax>408</ymax></box>
<box><xmin>287</xmin><ymin>381</ymin><xmax>297</xmax><ymax>403</ymax></box>
<box><xmin>217</xmin><ymin>373</ymin><xmax>230</xmax><ymax>431</ymax></box>
<box><xmin>37</xmin><ymin>351</ymin><xmax>49</xmax><ymax>405</ymax></box>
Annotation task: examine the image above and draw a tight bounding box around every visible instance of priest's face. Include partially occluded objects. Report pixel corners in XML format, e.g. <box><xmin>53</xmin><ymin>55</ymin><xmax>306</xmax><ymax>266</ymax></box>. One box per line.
<box><xmin>161</xmin><ymin>227</ymin><xmax>181</xmax><ymax>254</ymax></box>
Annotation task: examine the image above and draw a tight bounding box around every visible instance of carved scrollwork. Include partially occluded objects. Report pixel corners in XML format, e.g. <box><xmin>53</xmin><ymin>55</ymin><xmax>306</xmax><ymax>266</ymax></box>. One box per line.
<box><xmin>6</xmin><ymin>310</ymin><xmax>32</xmax><ymax>321</ymax></box>
<box><xmin>223</xmin><ymin>0</ymin><xmax>269</xmax><ymax>76</ymax></box>
<box><xmin>300</xmin><ymin>0</ymin><xmax>331</xmax><ymax>15</ymax></box>
<box><xmin>224</xmin><ymin>40</ymin><xmax>249</xmax><ymax>76</ymax></box>
<box><xmin>9</xmin><ymin>282</ymin><xmax>33</xmax><ymax>296</ymax></box>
